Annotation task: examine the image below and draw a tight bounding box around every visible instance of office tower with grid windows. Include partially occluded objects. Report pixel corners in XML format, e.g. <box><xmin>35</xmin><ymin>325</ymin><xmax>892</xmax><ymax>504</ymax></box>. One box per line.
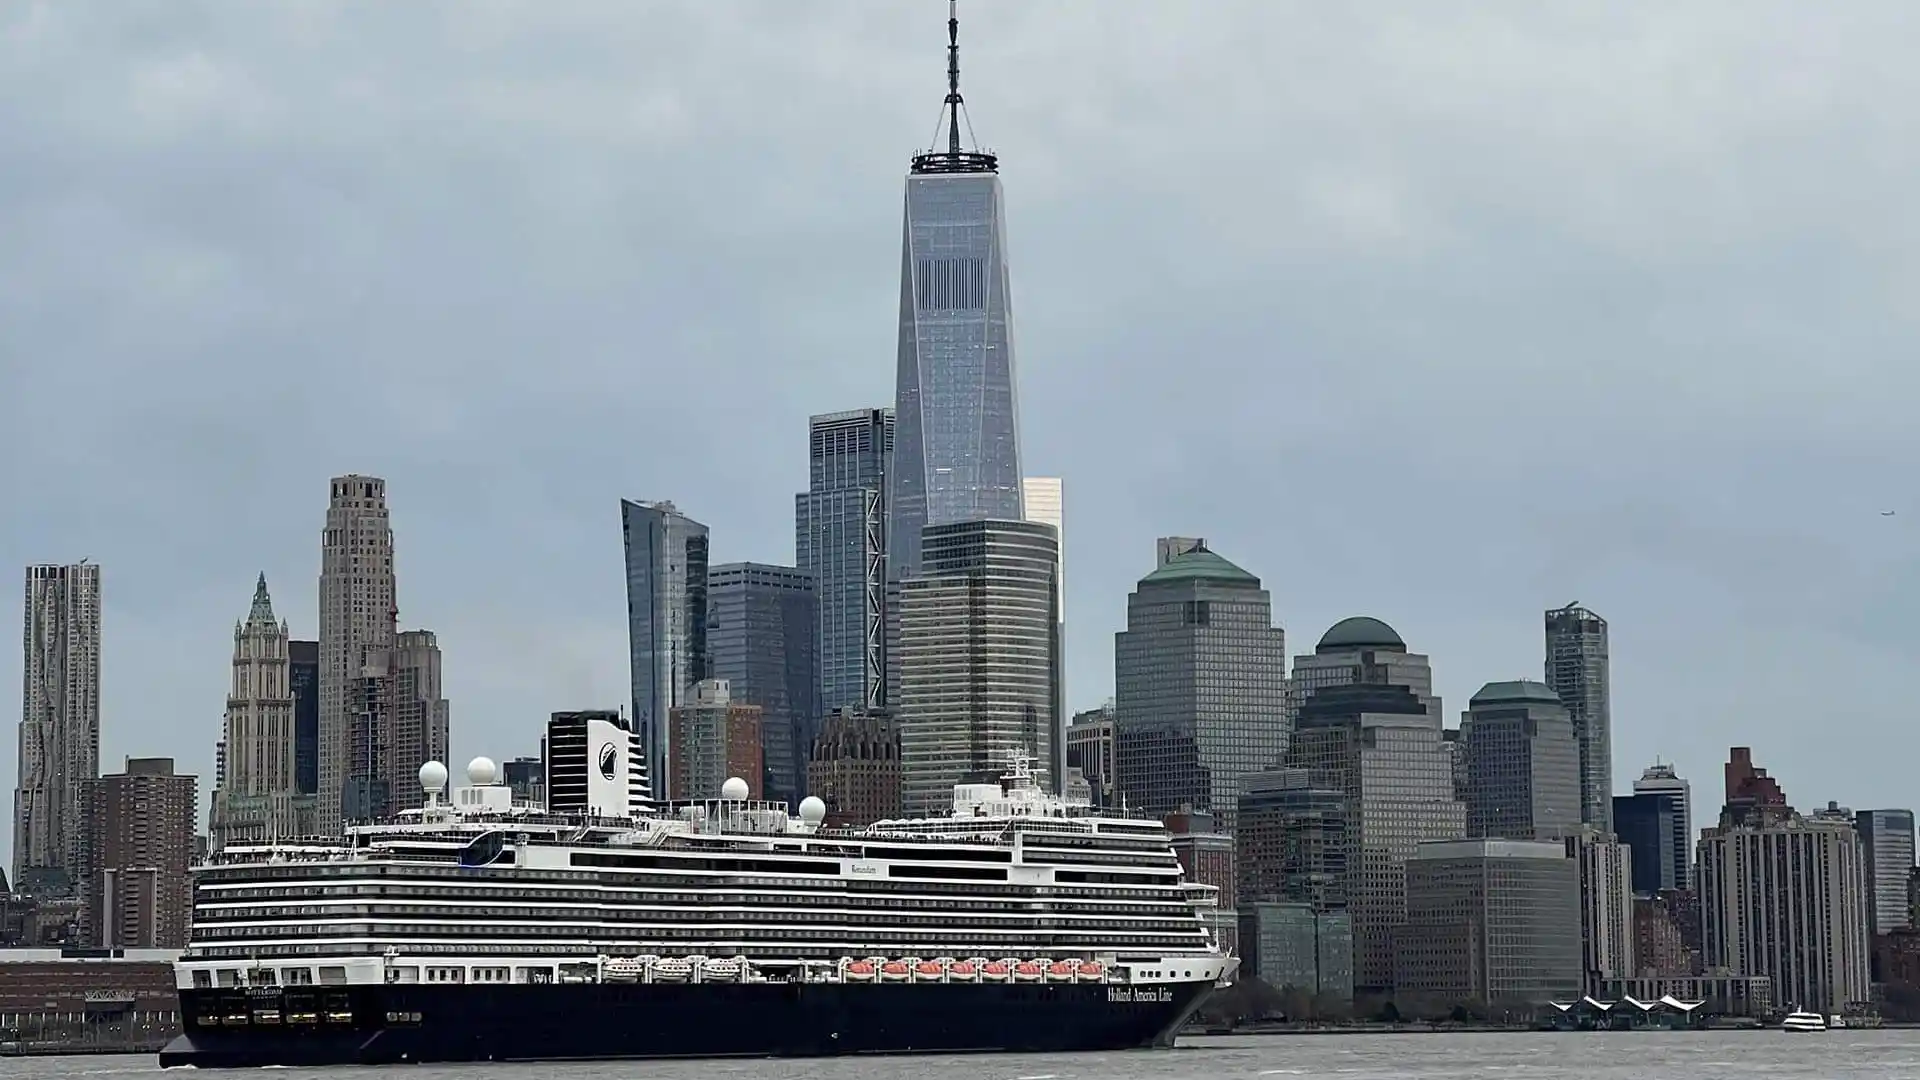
<box><xmin>1459</xmin><ymin>680</ymin><xmax>1581</xmax><ymax>841</ymax></box>
<box><xmin>796</xmin><ymin>408</ymin><xmax>891</xmax><ymax>723</ymax></box>
<box><xmin>896</xmin><ymin>519</ymin><xmax>1057</xmax><ymax>815</ymax></box>
<box><xmin>707</xmin><ymin>562</ymin><xmax>816</xmax><ymax>805</ymax></box>
<box><xmin>1113</xmin><ymin>540</ymin><xmax>1288</xmax><ymax>831</ymax></box>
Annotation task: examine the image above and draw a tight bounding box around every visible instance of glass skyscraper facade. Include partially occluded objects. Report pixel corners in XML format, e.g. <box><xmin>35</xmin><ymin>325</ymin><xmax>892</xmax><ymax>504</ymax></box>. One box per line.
<box><xmin>289</xmin><ymin>639</ymin><xmax>319</xmax><ymax>797</ymax></box>
<box><xmin>1854</xmin><ymin>808</ymin><xmax>1916</xmax><ymax>937</ymax></box>
<box><xmin>796</xmin><ymin>409</ymin><xmax>892</xmax><ymax>719</ymax></box>
<box><xmin>1112</xmin><ymin>541</ymin><xmax>1289</xmax><ymax>833</ymax></box>
<box><xmin>888</xmin><ymin>169</ymin><xmax>1024</xmax><ymax>580</ymax></box>
<box><xmin>706</xmin><ymin>562</ymin><xmax>817</xmax><ymax>807</ymax></box>
<box><xmin>1613</xmin><ymin>790</ymin><xmax>1683</xmax><ymax>895</ymax></box>
<box><xmin>896</xmin><ymin>519</ymin><xmax>1058</xmax><ymax>816</ymax></box>
<box><xmin>621</xmin><ymin>499</ymin><xmax>709</xmax><ymax>797</ymax></box>
<box><xmin>1545</xmin><ymin>603</ymin><xmax>1612</xmax><ymax>832</ymax></box>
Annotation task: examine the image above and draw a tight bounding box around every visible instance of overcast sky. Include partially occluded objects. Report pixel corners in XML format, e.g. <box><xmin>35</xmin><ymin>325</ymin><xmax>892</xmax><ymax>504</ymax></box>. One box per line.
<box><xmin>4</xmin><ymin>2</ymin><xmax>1917</xmax><ymax>859</ymax></box>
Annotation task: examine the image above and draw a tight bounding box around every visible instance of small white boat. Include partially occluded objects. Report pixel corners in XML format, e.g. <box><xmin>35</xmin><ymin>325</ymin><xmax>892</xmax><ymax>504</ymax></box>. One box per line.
<box><xmin>1782</xmin><ymin>1009</ymin><xmax>1826</xmax><ymax>1032</ymax></box>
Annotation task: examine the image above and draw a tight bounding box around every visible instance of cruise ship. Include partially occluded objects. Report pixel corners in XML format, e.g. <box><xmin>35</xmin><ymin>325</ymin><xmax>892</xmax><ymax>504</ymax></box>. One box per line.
<box><xmin>159</xmin><ymin>714</ymin><xmax>1235</xmax><ymax>1066</ymax></box>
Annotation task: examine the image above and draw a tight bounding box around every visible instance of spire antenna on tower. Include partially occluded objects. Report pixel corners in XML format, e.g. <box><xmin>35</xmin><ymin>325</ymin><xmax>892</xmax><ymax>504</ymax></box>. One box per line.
<box><xmin>913</xmin><ymin>0</ymin><xmax>997</xmax><ymax>175</ymax></box>
<box><xmin>946</xmin><ymin>0</ymin><xmax>962</xmax><ymax>156</ymax></box>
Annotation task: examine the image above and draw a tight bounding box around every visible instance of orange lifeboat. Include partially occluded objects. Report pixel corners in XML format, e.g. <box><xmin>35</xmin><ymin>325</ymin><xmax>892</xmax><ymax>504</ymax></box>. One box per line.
<box><xmin>880</xmin><ymin>961</ymin><xmax>911</xmax><ymax>982</ymax></box>
<box><xmin>1076</xmin><ymin>961</ymin><xmax>1104</xmax><ymax>982</ymax></box>
<box><xmin>1012</xmin><ymin>961</ymin><xmax>1043</xmax><ymax>982</ymax></box>
<box><xmin>1045</xmin><ymin>961</ymin><xmax>1075</xmax><ymax>982</ymax></box>
<box><xmin>914</xmin><ymin>961</ymin><xmax>945</xmax><ymax>982</ymax></box>
<box><xmin>948</xmin><ymin>960</ymin><xmax>978</xmax><ymax>981</ymax></box>
<box><xmin>981</xmin><ymin>961</ymin><xmax>1011</xmax><ymax>982</ymax></box>
<box><xmin>844</xmin><ymin>960</ymin><xmax>877</xmax><ymax>981</ymax></box>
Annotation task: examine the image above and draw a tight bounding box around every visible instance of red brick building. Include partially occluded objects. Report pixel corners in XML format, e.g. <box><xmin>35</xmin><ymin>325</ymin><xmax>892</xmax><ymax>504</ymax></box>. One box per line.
<box><xmin>669</xmin><ymin>680</ymin><xmax>764</xmax><ymax>801</ymax></box>
<box><xmin>0</xmin><ymin>949</ymin><xmax>180</xmax><ymax>1052</ymax></box>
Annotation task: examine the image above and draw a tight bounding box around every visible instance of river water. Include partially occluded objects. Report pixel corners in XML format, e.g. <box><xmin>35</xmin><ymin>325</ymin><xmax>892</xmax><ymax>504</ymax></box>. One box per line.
<box><xmin>3</xmin><ymin>1031</ymin><xmax>1917</xmax><ymax>1079</ymax></box>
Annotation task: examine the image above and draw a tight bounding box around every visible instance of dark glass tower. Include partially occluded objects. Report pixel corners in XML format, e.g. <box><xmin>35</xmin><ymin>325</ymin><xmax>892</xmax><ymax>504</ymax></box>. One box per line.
<box><xmin>621</xmin><ymin>499</ymin><xmax>710</xmax><ymax>797</ymax></box>
<box><xmin>889</xmin><ymin>2</ymin><xmax>1024</xmax><ymax>580</ymax></box>
<box><xmin>289</xmin><ymin>640</ymin><xmax>319</xmax><ymax>796</ymax></box>
<box><xmin>706</xmin><ymin>562</ymin><xmax>817</xmax><ymax>807</ymax></box>
<box><xmin>796</xmin><ymin>409</ymin><xmax>893</xmax><ymax>717</ymax></box>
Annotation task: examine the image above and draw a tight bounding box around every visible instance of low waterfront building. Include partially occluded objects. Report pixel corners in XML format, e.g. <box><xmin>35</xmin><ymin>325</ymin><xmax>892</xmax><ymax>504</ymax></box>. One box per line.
<box><xmin>1598</xmin><ymin>973</ymin><xmax>1773</xmax><ymax>1018</ymax></box>
<box><xmin>1393</xmin><ymin>839</ymin><xmax>1583</xmax><ymax>1007</ymax></box>
<box><xmin>0</xmin><ymin>947</ymin><xmax>180</xmax><ymax>1053</ymax></box>
<box><xmin>1241</xmin><ymin>901</ymin><xmax>1353</xmax><ymax>1003</ymax></box>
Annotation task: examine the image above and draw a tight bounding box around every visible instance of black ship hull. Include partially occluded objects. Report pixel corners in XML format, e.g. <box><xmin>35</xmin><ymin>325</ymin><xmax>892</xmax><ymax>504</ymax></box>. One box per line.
<box><xmin>159</xmin><ymin>978</ymin><xmax>1218</xmax><ymax>1067</ymax></box>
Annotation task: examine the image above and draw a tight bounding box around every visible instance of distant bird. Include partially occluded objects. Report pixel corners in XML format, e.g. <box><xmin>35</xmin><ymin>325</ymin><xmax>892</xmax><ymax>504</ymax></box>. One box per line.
<box><xmin>1883</xmin><ymin>511</ymin><xmax>1898</xmax><ymax>517</ymax></box>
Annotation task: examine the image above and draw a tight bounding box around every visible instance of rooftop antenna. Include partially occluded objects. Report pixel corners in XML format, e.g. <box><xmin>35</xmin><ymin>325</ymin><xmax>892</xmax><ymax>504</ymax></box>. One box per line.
<box><xmin>913</xmin><ymin>0</ymin><xmax>997</xmax><ymax>174</ymax></box>
<box><xmin>945</xmin><ymin>0</ymin><xmax>962</xmax><ymax>157</ymax></box>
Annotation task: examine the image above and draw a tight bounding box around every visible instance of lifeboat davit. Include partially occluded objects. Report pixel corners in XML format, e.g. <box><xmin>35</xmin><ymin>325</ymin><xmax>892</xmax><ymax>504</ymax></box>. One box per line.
<box><xmin>947</xmin><ymin>960</ymin><xmax>979</xmax><ymax>981</ymax></box>
<box><xmin>981</xmin><ymin>961</ymin><xmax>1011</xmax><ymax>982</ymax></box>
<box><xmin>1012</xmin><ymin>962</ymin><xmax>1043</xmax><ymax>982</ymax></box>
<box><xmin>880</xmin><ymin>961</ymin><xmax>911</xmax><ymax>983</ymax></box>
<box><xmin>1045</xmin><ymin>961</ymin><xmax>1076</xmax><ymax>982</ymax></box>
<box><xmin>914</xmin><ymin>961</ymin><xmax>945</xmax><ymax>982</ymax></box>
<box><xmin>1076</xmin><ymin>961</ymin><xmax>1104</xmax><ymax>982</ymax></box>
<box><xmin>844</xmin><ymin>960</ymin><xmax>877</xmax><ymax>982</ymax></box>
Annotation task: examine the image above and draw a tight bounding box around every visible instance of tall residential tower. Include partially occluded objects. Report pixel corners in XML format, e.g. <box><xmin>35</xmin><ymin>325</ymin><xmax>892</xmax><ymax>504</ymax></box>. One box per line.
<box><xmin>889</xmin><ymin>4</ymin><xmax>1025</xmax><ymax>580</ymax></box>
<box><xmin>318</xmin><ymin>475</ymin><xmax>396</xmax><ymax>834</ymax></box>
<box><xmin>1544</xmin><ymin>603</ymin><xmax>1612</xmax><ymax>832</ymax></box>
<box><xmin>14</xmin><ymin>561</ymin><xmax>102</xmax><ymax>898</ymax></box>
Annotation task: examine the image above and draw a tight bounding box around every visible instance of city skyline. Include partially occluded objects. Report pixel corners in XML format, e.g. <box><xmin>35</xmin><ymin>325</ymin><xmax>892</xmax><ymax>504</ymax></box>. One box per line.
<box><xmin>6</xmin><ymin>2</ymin><xmax>1920</xmax><ymax>867</ymax></box>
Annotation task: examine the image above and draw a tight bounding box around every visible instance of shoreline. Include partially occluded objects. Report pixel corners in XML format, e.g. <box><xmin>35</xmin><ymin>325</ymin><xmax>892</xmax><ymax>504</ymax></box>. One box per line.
<box><xmin>1185</xmin><ymin>1021</ymin><xmax>1913</xmax><ymax>1036</ymax></box>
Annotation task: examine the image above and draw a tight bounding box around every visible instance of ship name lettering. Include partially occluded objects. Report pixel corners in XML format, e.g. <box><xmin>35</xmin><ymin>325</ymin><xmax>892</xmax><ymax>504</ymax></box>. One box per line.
<box><xmin>1109</xmin><ymin>987</ymin><xmax>1172</xmax><ymax>1004</ymax></box>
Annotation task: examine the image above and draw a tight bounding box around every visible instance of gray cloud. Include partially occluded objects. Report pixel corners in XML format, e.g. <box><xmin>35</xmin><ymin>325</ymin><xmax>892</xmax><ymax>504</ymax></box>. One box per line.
<box><xmin>3</xmin><ymin>1</ymin><xmax>1916</xmax><ymax>860</ymax></box>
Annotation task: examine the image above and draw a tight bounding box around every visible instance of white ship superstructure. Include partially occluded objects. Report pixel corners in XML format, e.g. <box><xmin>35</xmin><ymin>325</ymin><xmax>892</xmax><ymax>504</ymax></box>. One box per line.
<box><xmin>178</xmin><ymin>732</ymin><xmax>1233</xmax><ymax>995</ymax></box>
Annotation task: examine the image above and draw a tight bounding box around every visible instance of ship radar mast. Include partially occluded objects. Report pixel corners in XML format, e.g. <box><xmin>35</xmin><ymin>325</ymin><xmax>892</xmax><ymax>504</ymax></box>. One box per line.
<box><xmin>911</xmin><ymin>0</ymin><xmax>998</xmax><ymax>175</ymax></box>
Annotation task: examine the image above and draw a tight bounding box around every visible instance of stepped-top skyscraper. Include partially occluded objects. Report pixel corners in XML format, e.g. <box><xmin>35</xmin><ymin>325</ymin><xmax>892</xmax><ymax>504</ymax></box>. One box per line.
<box><xmin>14</xmin><ymin>561</ymin><xmax>102</xmax><ymax>898</ymax></box>
<box><xmin>889</xmin><ymin>2</ymin><xmax>1025</xmax><ymax>580</ymax></box>
<box><xmin>318</xmin><ymin>476</ymin><xmax>396</xmax><ymax>835</ymax></box>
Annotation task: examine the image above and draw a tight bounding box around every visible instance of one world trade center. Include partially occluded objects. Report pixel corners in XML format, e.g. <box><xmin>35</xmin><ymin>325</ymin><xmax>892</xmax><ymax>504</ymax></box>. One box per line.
<box><xmin>888</xmin><ymin>1</ymin><xmax>1024</xmax><ymax>580</ymax></box>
